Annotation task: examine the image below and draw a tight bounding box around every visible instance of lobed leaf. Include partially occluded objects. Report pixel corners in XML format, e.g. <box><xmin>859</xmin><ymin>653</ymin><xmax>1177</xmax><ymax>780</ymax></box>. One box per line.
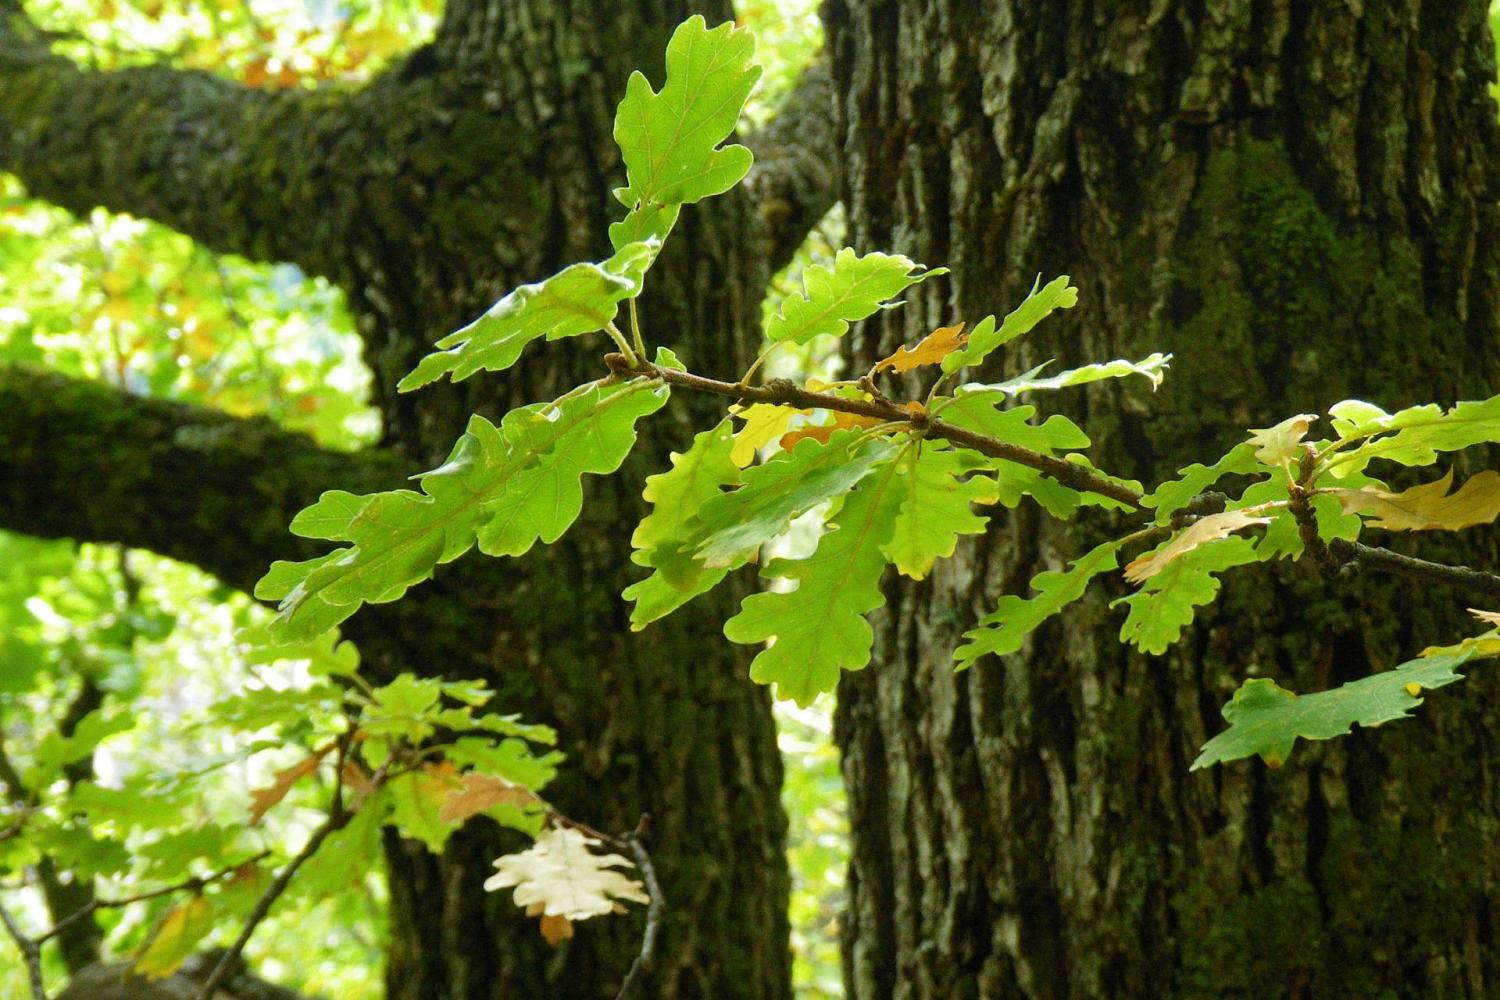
<box><xmin>1327</xmin><ymin>469</ymin><xmax>1500</xmax><ymax>532</ymax></box>
<box><xmin>624</xmin><ymin>418</ymin><xmax>740</xmax><ymax>629</ymax></box>
<box><xmin>688</xmin><ymin>431</ymin><xmax>901</xmax><ymax>568</ymax></box>
<box><xmin>1140</xmin><ymin>444</ymin><xmax>1263</xmax><ymax>524</ymax></box>
<box><xmin>940</xmin><ymin>275</ymin><xmax>1077</xmax><ymax>374</ymax></box>
<box><xmin>257</xmin><ymin>380</ymin><xmax>669</xmax><ymax>639</ymax></box>
<box><xmin>1115</xmin><ymin>538</ymin><xmax>1263</xmax><ymax>654</ymax></box>
<box><xmin>612</xmin><ymin>16</ymin><xmax>761</xmax><ymax>214</ymax></box>
<box><xmin>1192</xmin><ymin>639</ymin><xmax>1500</xmax><ymax>769</ymax></box>
<box><xmin>1328</xmin><ymin>394</ymin><xmax>1500</xmax><ymax>473</ymax></box>
<box><xmin>882</xmin><ymin>443</ymin><xmax>997</xmax><ymax>580</ymax></box>
<box><xmin>724</xmin><ymin>458</ymin><xmax>904</xmax><ymax>705</ymax></box>
<box><xmin>1246</xmin><ymin>413</ymin><xmax>1317</xmax><ymax>467</ymax></box>
<box><xmin>959</xmin><ymin>352</ymin><xmax>1170</xmax><ymax>397</ymax></box>
<box><xmin>764</xmin><ymin>248</ymin><xmax>943</xmax><ymax>346</ymax></box>
<box><xmin>485</xmin><ymin>826</ymin><xmax>649</xmax><ymax>922</ymax></box>
<box><xmin>1123</xmin><ymin>509</ymin><xmax>1271</xmax><ymax>584</ymax></box>
<box><xmin>873</xmin><ymin>322</ymin><xmax>968</xmax><ymax>375</ymax></box>
<box><xmin>399</xmin><ymin>241</ymin><xmax>656</xmax><ymax>391</ymax></box>
<box><xmin>729</xmin><ymin>402</ymin><xmax>808</xmax><ymax>467</ymax></box>
<box><xmin>936</xmin><ymin>393</ymin><xmax>1091</xmax><ymax>452</ymax></box>
<box><xmin>955</xmin><ymin>538</ymin><xmax>1124</xmax><ymax>668</ymax></box>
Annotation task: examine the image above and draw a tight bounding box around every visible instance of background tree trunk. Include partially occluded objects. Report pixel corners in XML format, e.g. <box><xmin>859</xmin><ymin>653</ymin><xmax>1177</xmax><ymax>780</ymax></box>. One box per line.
<box><xmin>828</xmin><ymin>2</ymin><xmax>1500</xmax><ymax>997</ymax></box>
<box><xmin>1</xmin><ymin>0</ymin><xmax>814</xmax><ymax>996</ymax></box>
<box><xmin>298</xmin><ymin>3</ymin><xmax>794</xmax><ymax>997</ymax></box>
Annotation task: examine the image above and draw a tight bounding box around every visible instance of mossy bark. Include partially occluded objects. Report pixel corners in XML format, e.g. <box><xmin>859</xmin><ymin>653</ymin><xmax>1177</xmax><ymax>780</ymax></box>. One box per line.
<box><xmin>828</xmin><ymin>2</ymin><xmax>1500</xmax><ymax>997</ymax></box>
<box><xmin>1</xmin><ymin>1</ymin><xmax>804</xmax><ymax>997</ymax></box>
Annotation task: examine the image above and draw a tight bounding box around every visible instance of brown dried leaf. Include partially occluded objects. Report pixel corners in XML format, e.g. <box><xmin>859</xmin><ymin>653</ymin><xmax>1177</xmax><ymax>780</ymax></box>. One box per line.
<box><xmin>1329</xmin><ymin>469</ymin><xmax>1500</xmax><ymax>532</ymax></box>
<box><xmin>873</xmin><ymin>322</ymin><xmax>968</xmax><ymax>375</ymax></box>
<box><xmin>779</xmin><ymin>410</ymin><xmax>883</xmax><ymax>450</ymax></box>
<box><xmin>248</xmin><ymin>743</ymin><xmax>335</xmax><ymax>825</ymax></box>
<box><xmin>438</xmin><ymin>772</ymin><xmax>539</xmax><ymax>824</ymax></box>
<box><xmin>1124</xmin><ymin>509</ymin><xmax>1271</xmax><ymax>584</ymax></box>
<box><xmin>539</xmin><ymin>913</ymin><xmax>574</xmax><ymax>947</ymax></box>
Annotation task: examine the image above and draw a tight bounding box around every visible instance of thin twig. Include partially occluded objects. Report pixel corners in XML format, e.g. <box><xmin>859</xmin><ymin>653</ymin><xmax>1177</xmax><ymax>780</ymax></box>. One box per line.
<box><xmin>1328</xmin><ymin>539</ymin><xmax>1500</xmax><ymax>597</ymax></box>
<box><xmin>37</xmin><ymin>852</ymin><xmax>269</xmax><ymax>945</ymax></box>
<box><xmin>0</xmin><ymin>901</ymin><xmax>47</xmax><ymax>1000</ymax></box>
<box><xmin>613</xmin><ymin>817</ymin><xmax>663</xmax><ymax>1000</ymax></box>
<box><xmin>615</xmin><ymin>358</ymin><xmax>1145</xmax><ymax>509</ymax></box>
<box><xmin>196</xmin><ymin>735</ymin><xmax>358</xmax><ymax>1000</ymax></box>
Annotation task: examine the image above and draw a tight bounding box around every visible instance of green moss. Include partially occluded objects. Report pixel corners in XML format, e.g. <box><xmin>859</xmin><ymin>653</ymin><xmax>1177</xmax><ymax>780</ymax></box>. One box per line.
<box><xmin>1155</xmin><ymin>139</ymin><xmax>1467</xmax><ymax>464</ymax></box>
<box><xmin>1172</xmin><ymin>872</ymin><xmax>1326</xmax><ymax>999</ymax></box>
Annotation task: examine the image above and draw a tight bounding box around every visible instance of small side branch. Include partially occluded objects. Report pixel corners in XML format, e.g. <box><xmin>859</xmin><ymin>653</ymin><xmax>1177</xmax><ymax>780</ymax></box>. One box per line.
<box><xmin>196</xmin><ymin>736</ymin><xmax>358</xmax><ymax>1000</ymax></box>
<box><xmin>619</xmin><ymin>359</ymin><xmax>1145</xmax><ymax>509</ymax></box>
<box><xmin>0</xmin><ymin>901</ymin><xmax>47</xmax><ymax>1000</ymax></box>
<box><xmin>1328</xmin><ymin>539</ymin><xmax>1500</xmax><ymax>597</ymax></box>
<box><xmin>613</xmin><ymin>817</ymin><xmax>664</xmax><ymax>1000</ymax></box>
<box><xmin>37</xmin><ymin>852</ymin><xmax>268</xmax><ymax>946</ymax></box>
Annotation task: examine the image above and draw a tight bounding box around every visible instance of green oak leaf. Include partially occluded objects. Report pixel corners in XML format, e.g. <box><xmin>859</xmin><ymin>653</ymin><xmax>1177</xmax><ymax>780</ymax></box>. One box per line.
<box><xmin>398</xmin><ymin>241</ymin><xmax>656</xmax><ymax>391</ymax></box>
<box><xmin>613</xmin><ymin>16</ymin><xmax>761</xmax><ymax>212</ymax></box>
<box><xmin>625</xmin><ymin>418</ymin><xmax>740</xmax><ymax>629</ymax></box>
<box><xmin>991</xmin><ymin>462</ymin><xmax>1085</xmax><ymax>518</ymax></box>
<box><xmin>257</xmin><ymin>380</ymin><xmax>668</xmax><ymax>639</ymax></box>
<box><xmin>689</xmin><ymin>431</ymin><xmax>901</xmax><ymax>568</ymax></box>
<box><xmin>1328</xmin><ymin>394</ymin><xmax>1500</xmax><ymax>475</ymax></box>
<box><xmin>955</xmin><ymin>538</ymin><xmax>1123</xmax><ymax>667</ymax></box>
<box><xmin>1115</xmin><ymin>537</ymin><xmax>1262</xmax><ymax>654</ymax></box>
<box><xmin>959</xmin><ymin>352</ymin><xmax>1170</xmax><ymax>396</ymax></box>
<box><xmin>935</xmin><ymin>394</ymin><xmax>1091</xmax><ymax>452</ymax></box>
<box><xmin>1193</xmin><ymin>639</ymin><xmax>1500</xmax><ymax>768</ymax></box>
<box><xmin>445</xmin><ymin>737</ymin><xmax>562</xmax><ymax>794</ymax></box>
<box><xmin>764</xmin><ymin>248</ymin><xmax>944</xmax><ymax>346</ymax></box>
<box><xmin>940</xmin><ymin>275</ymin><xmax>1077</xmax><ymax>374</ymax></box>
<box><xmin>1141</xmin><ymin>444</ymin><xmax>1264</xmax><ymax>524</ymax></box>
<box><xmin>724</xmin><ymin>458</ymin><xmax>904</xmax><ymax>705</ymax></box>
<box><xmin>882</xmin><ymin>443</ymin><xmax>997</xmax><ymax>580</ymax></box>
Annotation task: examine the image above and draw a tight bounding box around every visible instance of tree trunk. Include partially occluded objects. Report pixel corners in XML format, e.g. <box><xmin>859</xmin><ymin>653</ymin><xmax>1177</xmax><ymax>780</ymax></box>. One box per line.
<box><xmin>2</xmin><ymin>0</ymin><xmax>803</xmax><ymax>996</ymax></box>
<box><xmin>325</xmin><ymin>4</ymin><xmax>793</xmax><ymax>997</ymax></box>
<box><xmin>828</xmin><ymin>2</ymin><xmax>1500</xmax><ymax>997</ymax></box>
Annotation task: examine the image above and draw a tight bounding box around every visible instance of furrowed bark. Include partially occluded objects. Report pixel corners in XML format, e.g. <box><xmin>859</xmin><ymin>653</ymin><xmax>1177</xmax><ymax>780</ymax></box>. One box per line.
<box><xmin>829</xmin><ymin>1</ymin><xmax>1500</xmax><ymax>997</ymax></box>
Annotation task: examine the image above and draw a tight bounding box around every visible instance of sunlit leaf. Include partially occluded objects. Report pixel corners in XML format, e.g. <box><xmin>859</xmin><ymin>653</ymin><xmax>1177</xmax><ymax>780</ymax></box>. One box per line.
<box><xmin>765</xmin><ymin>248</ymin><xmax>943</xmax><ymax>346</ymax></box>
<box><xmin>940</xmin><ymin>275</ymin><xmax>1077</xmax><ymax>374</ymax></box>
<box><xmin>399</xmin><ymin>242</ymin><xmax>656</xmax><ymax>391</ymax></box>
<box><xmin>724</xmin><ymin>457</ymin><xmax>903</xmax><ymax>705</ymax></box>
<box><xmin>1193</xmin><ymin>640</ymin><xmax>1500</xmax><ymax>769</ymax></box>
<box><xmin>1328</xmin><ymin>469</ymin><xmax>1500</xmax><ymax>532</ymax></box>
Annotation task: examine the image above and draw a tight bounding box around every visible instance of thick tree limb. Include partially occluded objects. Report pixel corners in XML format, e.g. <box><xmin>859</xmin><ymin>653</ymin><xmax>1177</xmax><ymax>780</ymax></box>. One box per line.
<box><xmin>745</xmin><ymin>63</ymin><xmax>840</xmax><ymax>272</ymax></box>
<box><xmin>0</xmin><ymin>11</ymin><xmax>334</xmax><ymax>273</ymax></box>
<box><xmin>0</xmin><ymin>365</ymin><xmax>404</xmax><ymax>595</ymax></box>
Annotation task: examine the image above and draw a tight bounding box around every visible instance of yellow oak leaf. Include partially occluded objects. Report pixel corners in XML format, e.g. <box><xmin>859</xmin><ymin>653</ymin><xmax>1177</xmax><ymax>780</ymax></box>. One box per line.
<box><xmin>1124</xmin><ymin>509</ymin><xmax>1271</xmax><ymax>584</ymax></box>
<box><xmin>1470</xmin><ymin>609</ymin><xmax>1500</xmax><ymax>627</ymax></box>
<box><xmin>133</xmin><ymin>897</ymin><xmax>214</xmax><ymax>978</ymax></box>
<box><xmin>873</xmin><ymin>322</ymin><xmax>968</xmax><ymax>375</ymax></box>
<box><xmin>730</xmin><ymin>403</ymin><xmax>807</xmax><ymax>467</ymax></box>
<box><xmin>1247</xmin><ymin>413</ymin><xmax>1316</xmax><ymax>466</ymax></box>
<box><xmin>1328</xmin><ymin>469</ymin><xmax>1500</xmax><ymax>532</ymax></box>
